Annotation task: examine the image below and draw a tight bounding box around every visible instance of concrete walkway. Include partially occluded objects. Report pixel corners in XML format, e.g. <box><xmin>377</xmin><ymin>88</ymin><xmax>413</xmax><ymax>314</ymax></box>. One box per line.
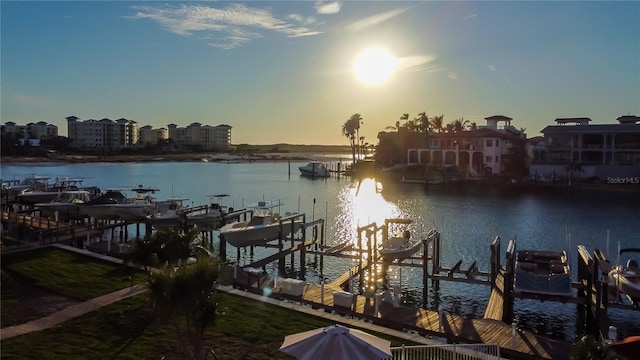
<box><xmin>0</xmin><ymin>284</ymin><xmax>148</xmax><ymax>341</ymax></box>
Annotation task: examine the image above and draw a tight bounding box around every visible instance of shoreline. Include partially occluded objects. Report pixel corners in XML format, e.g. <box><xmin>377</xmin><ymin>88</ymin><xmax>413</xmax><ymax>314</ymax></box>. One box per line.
<box><xmin>0</xmin><ymin>152</ymin><xmax>353</xmax><ymax>164</ymax></box>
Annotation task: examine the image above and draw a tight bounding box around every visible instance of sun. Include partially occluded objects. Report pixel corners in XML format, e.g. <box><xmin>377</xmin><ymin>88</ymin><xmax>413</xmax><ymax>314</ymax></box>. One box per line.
<box><xmin>353</xmin><ymin>47</ymin><xmax>398</xmax><ymax>85</ymax></box>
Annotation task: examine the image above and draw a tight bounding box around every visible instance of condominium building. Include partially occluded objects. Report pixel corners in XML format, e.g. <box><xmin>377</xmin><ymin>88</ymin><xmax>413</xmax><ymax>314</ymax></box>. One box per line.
<box><xmin>139</xmin><ymin>125</ymin><xmax>168</xmax><ymax>145</ymax></box>
<box><xmin>167</xmin><ymin>123</ymin><xmax>232</xmax><ymax>150</ymax></box>
<box><xmin>66</xmin><ymin>116</ymin><xmax>139</xmax><ymax>150</ymax></box>
<box><xmin>530</xmin><ymin>115</ymin><xmax>640</xmax><ymax>181</ymax></box>
<box><xmin>1</xmin><ymin>121</ymin><xmax>58</xmax><ymax>139</ymax></box>
<box><xmin>406</xmin><ymin>115</ymin><xmax>526</xmax><ymax>177</ymax></box>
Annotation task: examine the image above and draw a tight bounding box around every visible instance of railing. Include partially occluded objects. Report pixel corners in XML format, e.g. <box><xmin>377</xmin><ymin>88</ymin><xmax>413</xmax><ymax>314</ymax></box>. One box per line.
<box><xmin>388</xmin><ymin>344</ymin><xmax>501</xmax><ymax>360</ymax></box>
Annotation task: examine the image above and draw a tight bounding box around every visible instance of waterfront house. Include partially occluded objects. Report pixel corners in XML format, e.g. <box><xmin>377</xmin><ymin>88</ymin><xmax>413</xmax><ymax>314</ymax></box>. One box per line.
<box><xmin>405</xmin><ymin>115</ymin><xmax>527</xmax><ymax>179</ymax></box>
<box><xmin>530</xmin><ymin>115</ymin><xmax>640</xmax><ymax>183</ymax></box>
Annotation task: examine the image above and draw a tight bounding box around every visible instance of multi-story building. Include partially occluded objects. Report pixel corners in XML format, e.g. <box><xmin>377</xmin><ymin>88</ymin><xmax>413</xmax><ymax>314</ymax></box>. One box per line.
<box><xmin>1</xmin><ymin>121</ymin><xmax>58</xmax><ymax>139</ymax></box>
<box><xmin>167</xmin><ymin>123</ymin><xmax>232</xmax><ymax>150</ymax></box>
<box><xmin>406</xmin><ymin>115</ymin><xmax>526</xmax><ymax>177</ymax></box>
<box><xmin>138</xmin><ymin>125</ymin><xmax>168</xmax><ymax>145</ymax></box>
<box><xmin>530</xmin><ymin>115</ymin><xmax>640</xmax><ymax>182</ymax></box>
<box><xmin>66</xmin><ymin>116</ymin><xmax>139</xmax><ymax>150</ymax></box>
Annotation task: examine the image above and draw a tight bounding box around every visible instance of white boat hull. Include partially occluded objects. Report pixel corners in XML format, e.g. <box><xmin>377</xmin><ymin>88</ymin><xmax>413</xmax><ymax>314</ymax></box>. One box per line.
<box><xmin>110</xmin><ymin>204</ymin><xmax>155</xmax><ymax>221</ymax></box>
<box><xmin>80</xmin><ymin>204</ymin><xmax>119</xmax><ymax>219</ymax></box>
<box><xmin>220</xmin><ymin>221</ymin><xmax>304</xmax><ymax>247</ymax></box>
<box><xmin>609</xmin><ymin>267</ymin><xmax>640</xmax><ymax>300</ymax></box>
<box><xmin>379</xmin><ymin>241</ymin><xmax>423</xmax><ymax>261</ymax></box>
<box><xmin>148</xmin><ymin>214</ymin><xmax>183</xmax><ymax>230</ymax></box>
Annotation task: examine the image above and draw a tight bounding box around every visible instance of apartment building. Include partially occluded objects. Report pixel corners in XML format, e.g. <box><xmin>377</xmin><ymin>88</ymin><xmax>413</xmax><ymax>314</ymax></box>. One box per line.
<box><xmin>530</xmin><ymin>115</ymin><xmax>640</xmax><ymax>181</ymax></box>
<box><xmin>1</xmin><ymin>121</ymin><xmax>58</xmax><ymax>139</ymax></box>
<box><xmin>167</xmin><ymin>123</ymin><xmax>232</xmax><ymax>150</ymax></box>
<box><xmin>139</xmin><ymin>125</ymin><xmax>168</xmax><ymax>145</ymax></box>
<box><xmin>66</xmin><ymin>116</ymin><xmax>139</xmax><ymax>150</ymax></box>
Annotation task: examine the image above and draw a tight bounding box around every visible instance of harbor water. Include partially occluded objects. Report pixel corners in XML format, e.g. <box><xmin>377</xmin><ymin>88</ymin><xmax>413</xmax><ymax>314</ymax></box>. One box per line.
<box><xmin>2</xmin><ymin>160</ymin><xmax>639</xmax><ymax>340</ymax></box>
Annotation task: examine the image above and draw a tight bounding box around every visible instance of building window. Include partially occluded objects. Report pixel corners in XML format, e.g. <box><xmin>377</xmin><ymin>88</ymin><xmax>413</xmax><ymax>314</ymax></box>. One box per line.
<box><xmin>486</xmin><ymin>156</ymin><xmax>492</xmax><ymax>163</ymax></box>
<box><xmin>486</xmin><ymin>139</ymin><xmax>493</xmax><ymax>147</ymax></box>
<box><xmin>495</xmin><ymin>156</ymin><xmax>499</xmax><ymax>163</ymax></box>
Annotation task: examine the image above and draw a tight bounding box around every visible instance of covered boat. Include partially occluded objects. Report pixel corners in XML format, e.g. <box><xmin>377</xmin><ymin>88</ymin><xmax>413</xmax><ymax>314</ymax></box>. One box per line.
<box><xmin>514</xmin><ymin>250</ymin><xmax>572</xmax><ymax>296</ymax></box>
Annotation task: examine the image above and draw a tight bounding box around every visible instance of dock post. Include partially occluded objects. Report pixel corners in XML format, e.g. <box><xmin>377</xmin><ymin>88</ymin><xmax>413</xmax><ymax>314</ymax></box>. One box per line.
<box><xmin>432</xmin><ymin>231</ymin><xmax>440</xmax><ymax>290</ymax></box>
<box><xmin>422</xmin><ymin>238</ymin><xmax>429</xmax><ymax>308</ymax></box>
<box><xmin>219</xmin><ymin>234</ymin><xmax>227</xmax><ymax>261</ymax></box>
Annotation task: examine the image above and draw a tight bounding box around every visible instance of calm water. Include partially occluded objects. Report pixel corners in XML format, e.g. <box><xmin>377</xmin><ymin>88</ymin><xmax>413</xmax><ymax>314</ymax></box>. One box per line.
<box><xmin>2</xmin><ymin>160</ymin><xmax>639</xmax><ymax>340</ymax></box>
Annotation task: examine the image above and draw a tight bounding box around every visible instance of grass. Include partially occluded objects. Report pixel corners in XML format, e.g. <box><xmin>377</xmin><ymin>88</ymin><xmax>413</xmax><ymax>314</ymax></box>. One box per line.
<box><xmin>1</xmin><ymin>247</ymin><xmax>417</xmax><ymax>359</ymax></box>
<box><xmin>1</xmin><ymin>247</ymin><xmax>147</xmax><ymax>300</ymax></box>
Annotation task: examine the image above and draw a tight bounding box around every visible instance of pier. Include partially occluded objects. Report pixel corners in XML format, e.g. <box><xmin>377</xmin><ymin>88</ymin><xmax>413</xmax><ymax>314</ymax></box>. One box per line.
<box><xmin>224</xmin><ymin>222</ymin><xmax>638</xmax><ymax>360</ymax></box>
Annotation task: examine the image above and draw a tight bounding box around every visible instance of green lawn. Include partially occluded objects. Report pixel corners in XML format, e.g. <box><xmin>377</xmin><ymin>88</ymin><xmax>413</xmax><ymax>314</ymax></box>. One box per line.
<box><xmin>1</xmin><ymin>247</ymin><xmax>416</xmax><ymax>359</ymax></box>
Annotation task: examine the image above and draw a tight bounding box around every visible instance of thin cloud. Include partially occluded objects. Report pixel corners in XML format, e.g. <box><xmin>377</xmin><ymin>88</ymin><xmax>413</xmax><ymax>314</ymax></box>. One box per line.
<box><xmin>396</xmin><ymin>55</ymin><xmax>440</xmax><ymax>73</ymax></box>
<box><xmin>128</xmin><ymin>4</ymin><xmax>322</xmax><ymax>49</ymax></box>
<box><xmin>448</xmin><ymin>72</ymin><xmax>458</xmax><ymax>80</ymax></box>
<box><xmin>464</xmin><ymin>14</ymin><xmax>477</xmax><ymax>20</ymax></box>
<box><xmin>489</xmin><ymin>65</ymin><xmax>496</xmax><ymax>72</ymax></box>
<box><xmin>315</xmin><ymin>1</ymin><xmax>341</xmax><ymax>15</ymax></box>
<box><xmin>288</xmin><ymin>13</ymin><xmax>318</xmax><ymax>26</ymax></box>
<box><xmin>344</xmin><ymin>7</ymin><xmax>410</xmax><ymax>32</ymax></box>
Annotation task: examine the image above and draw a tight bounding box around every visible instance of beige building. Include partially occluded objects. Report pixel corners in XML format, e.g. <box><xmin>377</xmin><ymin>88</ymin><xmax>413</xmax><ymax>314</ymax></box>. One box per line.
<box><xmin>139</xmin><ymin>125</ymin><xmax>168</xmax><ymax>145</ymax></box>
<box><xmin>66</xmin><ymin>116</ymin><xmax>139</xmax><ymax>150</ymax></box>
<box><xmin>167</xmin><ymin>123</ymin><xmax>232</xmax><ymax>150</ymax></box>
<box><xmin>1</xmin><ymin>121</ymin><xmax>58</xmax><ymax>139</ymax></box>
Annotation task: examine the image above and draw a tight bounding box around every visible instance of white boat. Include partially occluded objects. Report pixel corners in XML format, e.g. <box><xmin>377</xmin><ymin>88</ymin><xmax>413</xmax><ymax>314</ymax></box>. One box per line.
<box><xmin>514</xmin><ymin>250</ymin><xmax>572</xmax><ymax>296</ymax></box>
<box><xmin>79</xmin><ymin>189</ymin><xmax>128</xmax><ymax>219</ymax></box>
<box><xmin>109</xmin><ymin>185</ymin><xmax>160</xmax><ymax>221</ymax></box>
<box><xmin>609</xmin><ymin>248</ymin><xmax>640</xmax><ymax>303</ymax></box>
<box><xmin>378</xmin><ymin>218</ymin><xmax>424</xmax><ymax>262</ymax></box>
<box><xmin>219</xmin><ymin>200</ymin><xmax>302</xmax><ymax>247</ymax></box>
<box><xmin>185</xmin><ymin>194</ymin><xmax>230</xmax><ymax>229</ymax></box>
<box><xmin>18</xmin><ymin>177</ymin><xmax>86</xmax><ymax>204</ymax></box>
<box><xmin>35</xmin><ymin>190</ymin><xmax>92</xmax><ymax>219</ymax></box>
<box><xmin>298</xmin><ymin>161</ymin><xmax>330</xmax><ymax>178</ymax></box>
<box><xmin>147</xmin><ymin>198</ymin><xmax>190</xmax><ymax>230</ymax></box>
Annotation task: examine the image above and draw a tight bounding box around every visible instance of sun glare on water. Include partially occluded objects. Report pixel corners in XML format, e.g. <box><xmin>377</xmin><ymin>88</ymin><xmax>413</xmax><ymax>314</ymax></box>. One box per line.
<box><xmin>353</xmin><ymin>47</ymin><xmax>398</xmax><ymax>86</ymax></box>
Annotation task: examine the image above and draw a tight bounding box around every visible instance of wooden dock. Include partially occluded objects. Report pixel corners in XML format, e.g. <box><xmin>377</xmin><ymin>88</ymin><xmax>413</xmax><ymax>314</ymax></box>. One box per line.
<box><xmin>1</xmin><ymin>211</ymin><xmax>103</xmax><ymax>252</ymax></box>
<box><xmin>232</xmin><ymin>274</ymin><xmax>571</xmax><ymax>360</ymax></box>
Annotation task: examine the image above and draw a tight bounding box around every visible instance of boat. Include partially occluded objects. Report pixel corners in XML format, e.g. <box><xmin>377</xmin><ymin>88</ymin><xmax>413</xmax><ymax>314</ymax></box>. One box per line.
<box><xmin>514</xmin><ymin>250</ymin><xmax>572</xmax><ymax>296</ymax></box>
<box><xmin>146</xmin><ymin>198</ymin><xmax>190</xmax><ymax>230</ymax></box>
<box><xmin>219</xmin><ymin>200</ymin><xmax>302</xmax><ymax>248</ymax></box>
<box><xmin>18</xmin><ymin>177</ymin><xmax>87</xmax><ymax>205</ymax></box>
<box><xmin>378</xmin><ymin>218</ymin><xmax>424</xmax><ymax>262</ymax></box>
<box><xmin>609</xmin><ymin>247</ymin><xmax>640</xmax><ymax>304</ymax></box>
<box><xmin>108</xmin><ymin>185</ymin><xmax>161</xmax><ymax>221</ymax></box>
<box><xmin>185</xmin><ymin>194</ymin><xmax>231</xmax><ymax>229</ymax></box>
<box><xmin>298</xmin><ymin>161</ymin><xmax>330</xmax><ymax>178</ymax></box>
<box><xmin>35</xmin><ymin>190</ymin><xmax>92</xmax><ymax>219</ymax></box>
<box><xmin>79</xmin><ymin>189</ymin><xmax>128</xmax><ymax>219</ymax></box>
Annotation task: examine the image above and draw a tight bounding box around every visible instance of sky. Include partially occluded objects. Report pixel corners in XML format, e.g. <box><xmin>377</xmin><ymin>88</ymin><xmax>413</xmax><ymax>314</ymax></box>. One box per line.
<box><xmin>2</xmin><ymin>1</ymin><xmax>639</xmax><ymax>145</ymax></box>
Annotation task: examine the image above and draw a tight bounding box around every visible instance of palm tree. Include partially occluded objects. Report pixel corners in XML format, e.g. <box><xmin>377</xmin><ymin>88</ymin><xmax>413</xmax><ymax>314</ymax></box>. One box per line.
<box><xmin>400</xmin><ymin>113</ymin><xmax>409</xmax><ymax>129</ymax></box>
<box><xmin>342</xmin><ymin>119</ymin><xmax>357</xmax><ymax>163</ymax></box>
<box><xmin>451</xmin><ymin>118</ymin><xmax>470</xmax><ymax>133</ymax></box>
<box><xmin>417</xmin><ymin>111</ymin><xmax>430</xmax><ymax>133</ymax></box>
<box><xmin>147</xmin><ymin>253</ymin><xmax>221</xmax><ymax>360</ymax></box>
<box><xmin>342</xmin><ymin>114</ymin><xmax>363</xmax><ymax>162</ymax></box>
<box><xmin>430</xmin><ymin>115</ymin><xmax>445</xmax><ymax>133</ymax></box>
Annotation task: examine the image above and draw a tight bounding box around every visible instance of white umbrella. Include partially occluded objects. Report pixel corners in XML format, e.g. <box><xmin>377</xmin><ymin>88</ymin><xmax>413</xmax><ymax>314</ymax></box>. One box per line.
<box><xmin>280</xmin><ymin>324</ymin><xmax>392</xmax><ymax>360</ymax></box>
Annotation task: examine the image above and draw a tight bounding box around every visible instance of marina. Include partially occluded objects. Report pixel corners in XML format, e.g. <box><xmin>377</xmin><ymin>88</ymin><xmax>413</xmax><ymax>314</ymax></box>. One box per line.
<box><xmin>1</xmin><ymin>160</ymin><xmax>639</xmax><ymax>351</ymax></box>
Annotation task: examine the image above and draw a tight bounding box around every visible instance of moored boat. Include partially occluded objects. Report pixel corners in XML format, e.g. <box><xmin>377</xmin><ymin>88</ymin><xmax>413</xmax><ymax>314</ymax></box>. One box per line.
<box><xmin>219</xmin><ymin>200</ymin><xmax>303</xmax><ymax>247</ymax></box>
<box><xmin>147</xmin><ymin>198</ymin><xmax>190</xmax><ymax>230</ymax></box>
<box><xmin>109</xmin><ymin>185</ymin><xmax>160</xmax><ymax>221</ymax></box>
<box><xmin>35</xmin><ymin>190</ymin><xmax>92</xmax><ymax>219</ymax></box>
<box><xmin>514</xmin><ymin>249</ymin><xmax>572</xmax><ymax>296</ymax></box>
<box><xmin>185</xmin><ymin>194</ymin><xmax>230</xmax><ymax>229</ymax></box>
<box><xmin>79</xmin><ymin>189</ymin><xmax>128</xmax><ymax>219</ymax></box>
<box><xmin>378</xmin><ymin>218</ymin><xmax>424</xmax><ymax>262</ymax></box>
<box><xmin>609</xmin><ymin>247</ymin><xmax>640</xmax><ymax>304</ymax></box>
<box><xmin>298</xmin><ymin>161</ymin><xmax>330</xmax><ymax>178</ymax></box>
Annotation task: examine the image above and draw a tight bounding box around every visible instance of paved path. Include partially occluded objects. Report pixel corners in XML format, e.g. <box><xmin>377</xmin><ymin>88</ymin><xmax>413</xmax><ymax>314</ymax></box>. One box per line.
<box><xmin>0</xmin><ymin>284</ymin><xmax>148</xmax><ymax>341</ymax></box>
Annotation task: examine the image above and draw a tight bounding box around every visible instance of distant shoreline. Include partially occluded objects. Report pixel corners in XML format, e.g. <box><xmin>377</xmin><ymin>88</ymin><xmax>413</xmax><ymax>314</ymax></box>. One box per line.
<box><xmin>1</xmin><ymin>152</ymin><xmax>354</xmax><ymax>164</ymax></box>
